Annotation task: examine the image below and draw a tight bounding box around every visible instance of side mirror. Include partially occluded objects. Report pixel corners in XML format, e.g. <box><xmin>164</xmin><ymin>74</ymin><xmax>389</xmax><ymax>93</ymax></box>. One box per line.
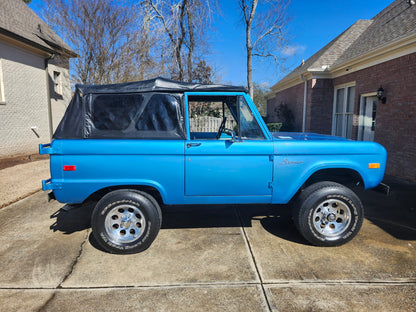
<box><xmin>230</xmin><ymin>131</ymin><xmax>242</xmax><ymax>143</ymax></box>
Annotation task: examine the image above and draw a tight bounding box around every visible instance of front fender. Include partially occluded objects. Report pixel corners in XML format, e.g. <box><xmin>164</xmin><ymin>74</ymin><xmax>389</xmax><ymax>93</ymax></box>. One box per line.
<box><xmin>272</xmin><ymin>155</ymin><xmax>385</xmax><ymax>204</ymax></box>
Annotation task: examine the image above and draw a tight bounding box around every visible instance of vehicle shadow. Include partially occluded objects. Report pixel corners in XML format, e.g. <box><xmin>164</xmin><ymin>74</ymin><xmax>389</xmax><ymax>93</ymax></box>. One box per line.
<box><xmin>49</xmin><ymin>201</ymin><xmax>308</xmax><ymax>245</ymax></box>
<box><xmin>161</xmin><ymin>204</ymin><xmax>310</xmax><ymax>245</ymax></box>
<box><xmin>49</xmin><ymin>201</ymin><xmax>95</xmax><ymax>234</ymax></box>
<box><xmin>49</xmin><ymin>177</ymin><xmax>416</xmax><ymax>251</ymax></box>
<box><xmin>358</xmin><ymin>178</ymin><xmax>416</xmax><ymax>240</ymax></box>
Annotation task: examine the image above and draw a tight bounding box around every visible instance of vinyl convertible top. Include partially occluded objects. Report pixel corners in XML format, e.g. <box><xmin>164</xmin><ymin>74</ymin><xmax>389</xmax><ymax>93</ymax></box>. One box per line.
<box><xmin>74</xmin><ymin>77</ymin><xmax>248</xmax><ymax>94</ymax></box>
<box><xmin>53</xmin><ymin>77</ymin><xmax>247</xmax><ymax>140</ymax></box>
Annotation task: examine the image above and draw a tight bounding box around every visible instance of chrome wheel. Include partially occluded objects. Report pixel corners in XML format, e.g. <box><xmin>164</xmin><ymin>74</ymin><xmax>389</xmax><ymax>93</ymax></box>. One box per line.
<box><xmin>312</xmin><ymin>199</ymin><xmax>351</xmax><ymax>239</ymax></box>
<box><xmin>104</xmin><ymin>204</ymin><xmax>146</xmax><ymax>244</ymax></box>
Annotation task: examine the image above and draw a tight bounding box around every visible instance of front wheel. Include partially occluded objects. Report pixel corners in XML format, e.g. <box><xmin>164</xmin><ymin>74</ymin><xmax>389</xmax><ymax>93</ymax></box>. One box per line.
<box><xmin>91</xmin><ymin>189</ymin><xmax>162</xmax><ymax>254</ymax></box>
<box><xmin>293</xmin><ymin>182</ymin><xmax>364</xmax><ymax>247</ymax></box>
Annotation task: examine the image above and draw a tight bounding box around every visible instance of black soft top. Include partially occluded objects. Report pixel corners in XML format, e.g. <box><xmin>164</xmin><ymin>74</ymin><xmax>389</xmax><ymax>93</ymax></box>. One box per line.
<box><xmin>53</xmin><ymin>78</ymin><xmax>247</xmax><ymax>140</ymax></box>
<box><xmin>75</xmin><ymin>77</ymin><xmax>248</xmax><ymax>94</ymax></box>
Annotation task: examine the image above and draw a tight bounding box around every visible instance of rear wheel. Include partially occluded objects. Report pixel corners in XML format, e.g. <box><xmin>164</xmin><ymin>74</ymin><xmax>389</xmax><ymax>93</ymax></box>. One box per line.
<box><xmin>92</xmin><ymin>190</ymin><xmax>161</xmax><ymax>254</ymax></box>
<box><xmin>293</xmin><ymin>182</ymin><xmax>363</xmax><ymax>246</ymax></box>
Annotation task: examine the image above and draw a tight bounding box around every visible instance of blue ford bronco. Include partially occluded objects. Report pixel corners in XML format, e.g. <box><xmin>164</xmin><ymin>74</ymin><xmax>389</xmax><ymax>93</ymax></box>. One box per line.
<box><xmin>40</xmin><ymin>77</ymin><xmax>387</xmax><ymax>254</ymax></box>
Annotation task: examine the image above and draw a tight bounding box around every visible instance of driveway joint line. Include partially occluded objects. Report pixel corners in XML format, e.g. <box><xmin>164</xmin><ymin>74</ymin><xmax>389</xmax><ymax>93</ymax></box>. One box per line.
<box><xmin>0</xmin><ymin>279</ymin><xmax>415</xmax><ymax>291</ymax></box>
<box><xmin>235</xmin><ymin>206</ymin><xmax>273</xmax><ymax>312</ymax></box>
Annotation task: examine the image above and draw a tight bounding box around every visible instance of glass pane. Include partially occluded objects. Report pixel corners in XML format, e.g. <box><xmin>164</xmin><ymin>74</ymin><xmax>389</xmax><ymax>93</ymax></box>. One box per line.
<box><xmin>92</xmin><ymin>94</ymin><xmax>143</xmax><ymax>130</ymax></box>
<box><xmin>336</xmin><ymin>88</ymin><xmax>344</xmax><ymax>113</ymax></box>
<box><xmin>137</xmin><ymin>94</ymin><xmax>181</xmax><ymax>131</ymax></box>
<box><xmin>188</xmin><ymin>96</ymin><xmax>237</xmax><ymax>139</ymax></box>
<box><xmin>371</xmin><ymin>100</ymin><xmax>377</xmax><ymax>131</ymax></box>
<box><xmin>239</xmin><ymin>97</ymin><xmax>265</xmax><ymax>139</ymax></box>
<box><xmin>346</xmin><ymin>114</ymin><xmax>353</xmax><ymax>139</ymax></box>
<box><xmin>335</xmin><ymin>114</ymin><xmax>343</xmax><ymax>137</ymax></box>
<box><xmin>346</xmin><ymin>87</ymin><xmax>355</xmax><ymax>113</ymax></box>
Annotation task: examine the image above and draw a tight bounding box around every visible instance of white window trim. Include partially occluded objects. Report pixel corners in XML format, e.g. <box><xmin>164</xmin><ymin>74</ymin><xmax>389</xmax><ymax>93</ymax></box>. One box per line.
<box><xmin>0</xmin><ymin>59</ymin><xmax>5</xmax><ymax>104</ymax></box>
<box><xmin>332</xmin><ymin>82</ymin><xmax>356</xmax><ymax>138</ymax></box>
<box><xmin>53</xmin><ymin>71</ymin><xmax>62</xmax><ymax>95</ymax></box>
<box><xmin>358</xmin><ymin>93</ymin><xmax>377</xmax><ymax>141</ymax></box>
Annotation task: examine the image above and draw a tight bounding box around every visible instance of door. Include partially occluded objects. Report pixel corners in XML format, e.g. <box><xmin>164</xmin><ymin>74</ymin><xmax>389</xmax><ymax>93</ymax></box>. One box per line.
<box><xmin>185</xmin><ymin>94</ymin><xmax>273</xmax><ymax>197</ymax></box>
<box><xmin>359</xmin><ymin>96</ymin><xmax>377</xmax><ymax>141</ymax></box>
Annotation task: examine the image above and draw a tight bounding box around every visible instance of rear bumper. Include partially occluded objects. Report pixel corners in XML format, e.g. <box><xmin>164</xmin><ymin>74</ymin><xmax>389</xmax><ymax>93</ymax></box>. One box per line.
<box><xmin>42</xmin><ymin>178</ymin><xmax>62</xmax><ymax>191</ymax></box>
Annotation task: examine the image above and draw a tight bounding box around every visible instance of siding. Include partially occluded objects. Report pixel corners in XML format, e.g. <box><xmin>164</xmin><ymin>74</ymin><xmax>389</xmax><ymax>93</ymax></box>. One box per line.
<box><xmin>266</xmin><ymin>82</ymin><xmax>305</xmax><ymax>131</ymax></box>
<box><xmin>0</xmin><ymin>41</ymin><xmax>50</xmax><ymax>157</ymax></box>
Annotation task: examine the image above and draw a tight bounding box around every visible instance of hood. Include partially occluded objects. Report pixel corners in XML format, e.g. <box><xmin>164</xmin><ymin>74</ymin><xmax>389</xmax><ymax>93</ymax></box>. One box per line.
<box><xmin>272</xmin><ymin>132</ymin><xmax>349</xmax><ymax>141</ymax></box>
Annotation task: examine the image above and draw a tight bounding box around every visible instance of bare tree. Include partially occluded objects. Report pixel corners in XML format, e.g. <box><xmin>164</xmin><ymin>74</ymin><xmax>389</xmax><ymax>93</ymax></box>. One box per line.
<box><xmin>42</xmin><ymin>0</ymin><xmax>156</xmax><ymax>84</ymax></box>
<box><xmin>239</xmin><ymin>0</ymin><xmax>290</xmax><ymax>97</ymax></box>
<box><xmin>146</xmin><ymin>0</ymin><xmax>216</xmax><ymax>82</ymax></box>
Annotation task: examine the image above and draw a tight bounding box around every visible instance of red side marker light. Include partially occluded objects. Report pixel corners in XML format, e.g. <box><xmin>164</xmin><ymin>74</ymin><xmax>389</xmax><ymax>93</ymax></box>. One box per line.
<box><xmin>63</xmin><ymin>165</ymin><xmax>76</xmax><ymax>171</ymax></box>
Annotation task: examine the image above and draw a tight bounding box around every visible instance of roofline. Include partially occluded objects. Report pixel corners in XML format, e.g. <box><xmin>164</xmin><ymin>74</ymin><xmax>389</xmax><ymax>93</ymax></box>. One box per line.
<box><xmin>0</xmin><ymin>27</ymin><xmax>77</xmax><ymax>58</ymax></box>
<box><xmin>0</xmin><ymin>27</ymin><xmax>55</xmax><ymax>55</ymax></box>
<box><xmin>330</xmin><ymin>32</ymin><xmax>416</xmax><ymax>78</ymax></box>
<box><xmin>269</xmin><ymin>32</ymin><xmax>416</xmax><ymax>96</ymax></box>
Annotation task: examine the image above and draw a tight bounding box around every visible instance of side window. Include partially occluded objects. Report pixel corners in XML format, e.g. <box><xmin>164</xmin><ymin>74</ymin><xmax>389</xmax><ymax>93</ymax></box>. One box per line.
<box><xmin>136</xmin><ymin>94</ymin><xmax>181</xmax><ymax>131</ymax></box>
<box><xmin>53</xmin><ymin>71</ymin><xmax>62</xmax><ymax>95</ymax></box>
<box><xmin>333</xmin><ymin>85</ymin><xmax>355</xmax><ymax>139</ymax></box>
<box><xmin>188</xmin><ymin>95</ymin><xmax>238</xmax><ymax>140</ymax></box>
<box><xmin>238</xmin><ymin>96</ymin><xmax>265</xmax><ymax>140</ymax></box>
<box><xmin>92</xmin><ymin>93</ymin><xmax>143</xmax><ymax>130</ymax></box>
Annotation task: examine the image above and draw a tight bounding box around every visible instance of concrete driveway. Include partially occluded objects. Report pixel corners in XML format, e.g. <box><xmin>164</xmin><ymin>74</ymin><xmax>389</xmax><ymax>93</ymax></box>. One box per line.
<box><xmin>0</xmin><ymin>184</ymin><xmax>415</xmax><ymax>311</ymax></box>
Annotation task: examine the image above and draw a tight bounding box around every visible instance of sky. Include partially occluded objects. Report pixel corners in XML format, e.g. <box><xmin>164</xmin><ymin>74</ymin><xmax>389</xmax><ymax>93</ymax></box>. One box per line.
<box><xmin>30</xmin><ymin>0</ymin><xmax>394</xmax><ymax>87</ymax></box>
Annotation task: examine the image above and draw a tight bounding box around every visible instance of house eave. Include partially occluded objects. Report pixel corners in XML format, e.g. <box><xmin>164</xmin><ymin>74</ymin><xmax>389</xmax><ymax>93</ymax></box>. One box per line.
<box><xmin>0</xmin><ymin>27</ymin><xmax>54</xmax><ymax>56</ymax></box>
<box><xmin>330</xmin><ymin>32</ymin><xmax>416</xmax><ymax>78</ymax></box>
<box><xmin>0</xmin><ymin>27</ymin><xmax>77</xmax><ymax>59</ymax></box>
<box><xmin>269</xmin><ymin>32</ymin><xmax>416</xmax><ymax>98</ymax></box>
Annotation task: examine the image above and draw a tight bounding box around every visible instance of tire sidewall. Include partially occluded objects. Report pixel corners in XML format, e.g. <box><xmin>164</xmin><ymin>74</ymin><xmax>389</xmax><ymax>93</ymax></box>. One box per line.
<box><xmin>297</xmin><ymin>183</ymin><xmax>363</xmax><ymax>246</ymax></box>
<box><xmin>92</xmin><ymin>191</ymin><xmax>160</xmax><ymax>254</ymax></box>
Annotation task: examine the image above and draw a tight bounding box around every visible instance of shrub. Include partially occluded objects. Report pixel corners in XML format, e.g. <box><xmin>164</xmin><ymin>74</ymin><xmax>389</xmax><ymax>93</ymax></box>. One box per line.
<box><xmin>266</xmin><ymin>123</ymin><xmax>282</xmax><ymax>132</ymax></box>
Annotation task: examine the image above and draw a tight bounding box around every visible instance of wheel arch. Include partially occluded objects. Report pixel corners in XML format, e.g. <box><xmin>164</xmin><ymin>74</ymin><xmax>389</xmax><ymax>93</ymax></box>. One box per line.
<box><xmin>273</xmin><ymin>165</ymin><xmax>366</xmax><ymax>204</ymax></box>
<box><xmin>302</xmin><ymin>168</ymin><xmax>364</xmax><ymax>190</ymax></box>
<box><xmin>85</xmin><ymin>184</ymin><xmax>165</xmax><ymax>206</ymax></box>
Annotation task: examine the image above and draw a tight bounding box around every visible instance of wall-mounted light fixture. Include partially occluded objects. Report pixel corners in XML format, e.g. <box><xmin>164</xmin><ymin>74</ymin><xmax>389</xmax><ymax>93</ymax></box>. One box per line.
<box><xmin>377</xmin><ymin>86</ymin><xmax>386</xmax><ymax>104</ymax></box>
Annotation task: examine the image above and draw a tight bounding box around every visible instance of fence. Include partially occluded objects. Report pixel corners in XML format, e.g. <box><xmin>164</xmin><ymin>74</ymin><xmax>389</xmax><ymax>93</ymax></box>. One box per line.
<box><xmin>189</xmin><ymin>116</ymin><xmax>236</xmax><ymax>133</ymax></box>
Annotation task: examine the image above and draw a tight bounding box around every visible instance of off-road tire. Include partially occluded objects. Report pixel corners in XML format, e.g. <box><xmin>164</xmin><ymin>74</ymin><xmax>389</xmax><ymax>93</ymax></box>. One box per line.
<box><xmin>293</xmin><ymin>182</ymin><xmax>363</xmax><ymax>247</ymax></box>
<box><xmin>91</xmin><ymin>189</ymin><xmax>162</xmax><ymax>254</ymax></box>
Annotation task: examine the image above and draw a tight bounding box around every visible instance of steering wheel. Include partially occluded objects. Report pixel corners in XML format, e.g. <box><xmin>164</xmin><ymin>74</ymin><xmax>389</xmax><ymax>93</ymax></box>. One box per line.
<box><xmin>224</xmin><ymin>128</ymin><xmax>233</xmax><ymax>136</ymax></box>
<box><xmin>216</xmin><ymin>117</ymin><xmax>227</xmax><ymax>139</ymax></box>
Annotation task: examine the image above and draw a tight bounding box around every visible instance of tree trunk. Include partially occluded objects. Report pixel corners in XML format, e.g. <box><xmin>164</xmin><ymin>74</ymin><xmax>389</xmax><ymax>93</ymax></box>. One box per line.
<box><xmin>246</xmin><ymin>31</ymin><xmax>253</xmax><ymax>98</ymax></box>
<box><xmin>186</xmin><ymin>3</ymin><xmax>194</xmax><ymax>82</ymax></box>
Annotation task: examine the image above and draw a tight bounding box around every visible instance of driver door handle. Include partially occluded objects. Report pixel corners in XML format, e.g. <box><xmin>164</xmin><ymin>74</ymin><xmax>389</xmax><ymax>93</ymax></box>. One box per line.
<box><xmin>187</xmin><ymin>142</ymin><xmax>202</xmax><ymax>148</ymax></box>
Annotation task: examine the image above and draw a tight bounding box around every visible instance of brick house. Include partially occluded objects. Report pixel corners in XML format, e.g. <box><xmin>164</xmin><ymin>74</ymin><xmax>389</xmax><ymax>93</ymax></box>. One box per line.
<box><xmin>267</xmin><ymin>0</ymin><xmax>416</xmax><ymax>183</ymax></box>
<box><xmin>0</xmin><ymin>0</ymin><xmax>76</xmax><ymax>158</ymax></box>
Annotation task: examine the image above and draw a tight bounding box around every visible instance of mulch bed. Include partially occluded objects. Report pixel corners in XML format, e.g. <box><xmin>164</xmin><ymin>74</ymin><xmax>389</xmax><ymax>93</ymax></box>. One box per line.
<box><xmin>0</xmin><ymin>154</ymin><xmax>49</xmax><ymax>170</ymax></box>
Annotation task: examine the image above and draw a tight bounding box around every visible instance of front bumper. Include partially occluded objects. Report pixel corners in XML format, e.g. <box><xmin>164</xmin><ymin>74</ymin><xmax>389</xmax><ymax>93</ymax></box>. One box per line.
<box><xmin>374</xmin><ymin>182</ymin><xmax>390</xmax><ymax>195</ymax></box>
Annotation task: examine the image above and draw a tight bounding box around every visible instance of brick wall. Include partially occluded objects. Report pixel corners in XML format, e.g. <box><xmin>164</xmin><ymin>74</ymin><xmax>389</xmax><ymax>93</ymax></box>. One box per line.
<box><xmin>309</xmin><ymin>78</ymin><xmax>334</xmax><ymax>135</ymax></box>
<box><xmin>333</xmin><ymin>52</ymin><xmax>416</xmax><ymax>183</ymax></box>
<box><xmin>269</xmin><ymin>52</ymin><xmax>416</xmax><ymax>183</ymax></box>
<box><xmin>266</xmin><ymin>82</ymin><xmax>304</xmax><ymax>131</ymax></box>
<box><xmin>0</xmin><ymin>40</ymin><xmax>50</xmax><ymax>158</ymax></box>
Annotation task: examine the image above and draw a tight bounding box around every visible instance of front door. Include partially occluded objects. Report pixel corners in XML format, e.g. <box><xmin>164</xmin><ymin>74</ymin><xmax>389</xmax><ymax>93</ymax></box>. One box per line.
<box><xmin>185</xmin><ymin>94</ymin><xmax>273</xmax><ymax>198</ymax></box>
<box><xmin>359</xmin><ymin>96</ymin><xmax>378</xmax><ymax>141</ymax></box>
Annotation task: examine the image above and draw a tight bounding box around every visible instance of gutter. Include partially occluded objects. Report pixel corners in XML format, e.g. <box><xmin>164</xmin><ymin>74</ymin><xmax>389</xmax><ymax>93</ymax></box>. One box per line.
<box><xmin>45</xmin><ymin>54</ymin><xmax>55</xmax><ymax>140</ymax></box>
<box><xmin>301</xmin><ymin>74</ymin><xmax>307</xmax><ymax>132</ymax></box>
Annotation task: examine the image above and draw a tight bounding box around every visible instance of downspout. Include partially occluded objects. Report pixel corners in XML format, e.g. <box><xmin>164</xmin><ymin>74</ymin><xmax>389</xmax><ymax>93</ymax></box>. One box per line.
<box><xmin>301</xmin><ymin>74</ymin><xmax>307</xmax><ymax>132</ymax></box>
<box><xmin>45</xmin><ymin>53</ymin><xmax>55</xmax><ymax>140</ymax></box>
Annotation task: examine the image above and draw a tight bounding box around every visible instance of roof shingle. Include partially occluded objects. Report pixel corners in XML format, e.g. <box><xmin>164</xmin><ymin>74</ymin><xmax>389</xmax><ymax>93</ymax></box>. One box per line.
<box><xmin>0</xmin><ymin>0</ymin><xmax>76</xmax><ymax>57</ymax></box>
